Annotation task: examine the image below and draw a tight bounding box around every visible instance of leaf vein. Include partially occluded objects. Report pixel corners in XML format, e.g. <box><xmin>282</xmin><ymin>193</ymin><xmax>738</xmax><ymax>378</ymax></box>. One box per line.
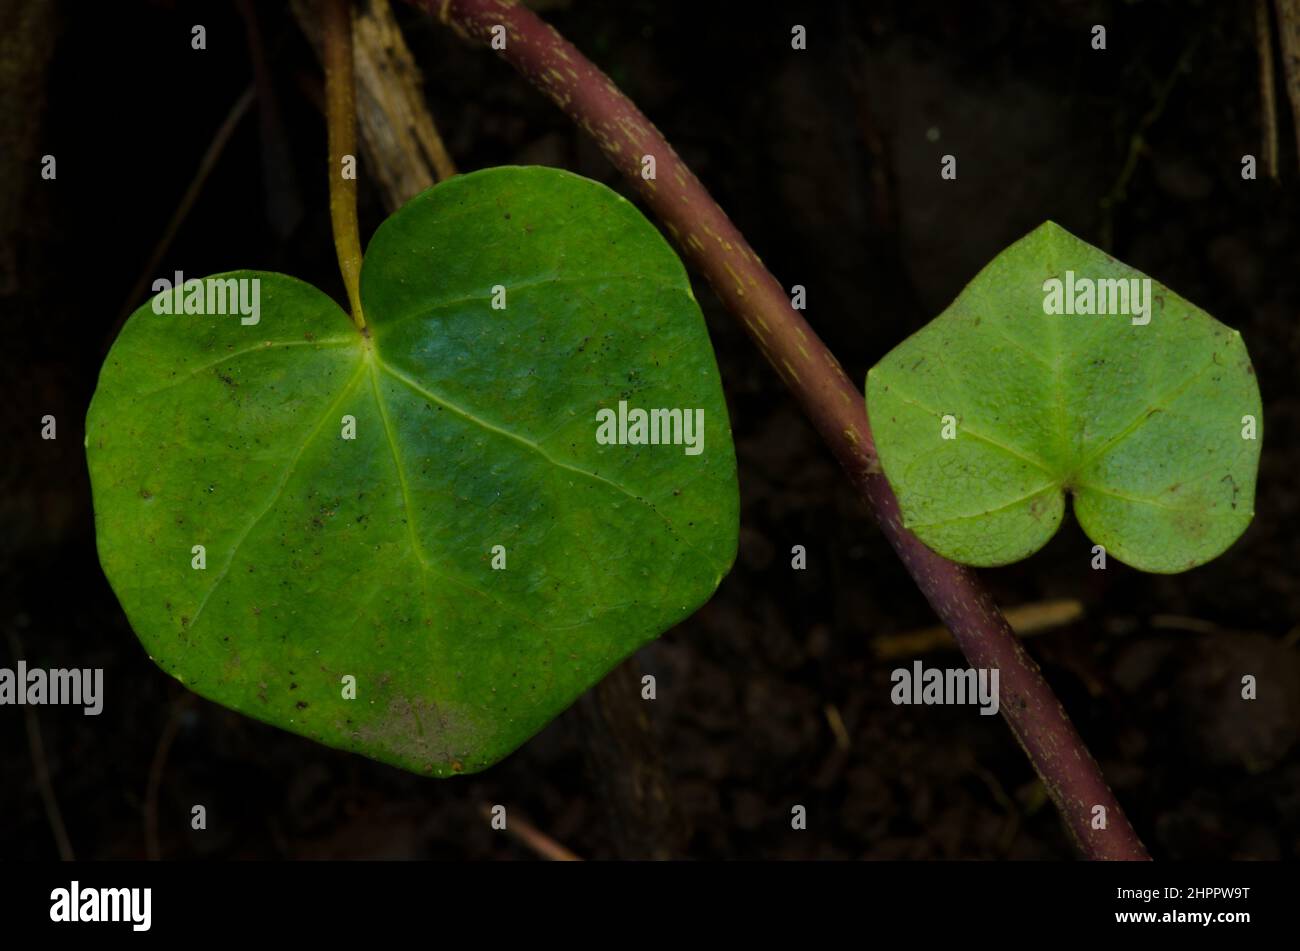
<box><xmin>368</xmin><ymin>359</ymin><xmax>611</xmax><ymax>633</ymax></box>
<box><xmin>375</xmin><ymin>358</ymin><xmax>690</xmax><ymax>547</ymax></box>
<box><xmin>1075</xmin><ymin>351</ymin><xmax>1225</xmax><ymax>472</ymax></box>
<box><xmin>186</xmin><ymin>358</ymin><xmax>368</xmax><ymax>634</ymax></box>
<box><xmin>138</xmin><ymin>338</ymin><xmax>356</xmax><ymax>397</ymax></box>
<box><xmin>877</xmin><ymin>382</ymin><xmax>1055</xmax><ymax>476</ymax></box>
<box><xmin>909</xmin><ymin>482</ymin><xmax>1058</xmax><ymax>529</ymax></box>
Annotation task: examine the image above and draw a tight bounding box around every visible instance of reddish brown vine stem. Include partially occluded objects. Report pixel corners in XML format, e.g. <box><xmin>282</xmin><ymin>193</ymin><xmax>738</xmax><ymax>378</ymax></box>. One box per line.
<box><xmin>412</xmin><ymin>0</ymin><xmax>1149</xmax><ymax>861</ymax></box>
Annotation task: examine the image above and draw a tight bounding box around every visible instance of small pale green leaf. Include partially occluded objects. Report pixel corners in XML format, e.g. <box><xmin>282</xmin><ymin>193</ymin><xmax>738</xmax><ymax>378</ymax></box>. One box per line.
<box><xmin>866</xmin><ymin>221</ymin><xmax>1262</xmax><ymax>573</ymax></box>
<box><xmin>86</xmin><ymin>166</ymin><xmax>738</xmax><ymax>775</ymax></box>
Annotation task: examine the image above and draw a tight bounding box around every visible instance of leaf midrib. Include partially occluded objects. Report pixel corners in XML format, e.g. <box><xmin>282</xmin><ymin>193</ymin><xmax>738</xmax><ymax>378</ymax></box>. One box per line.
<box><xmin>1072</xmin><ymin>349</ymin><xmax>1225</xmax><ymax>475</ymax></box>
<box><xmin>874</xmin><ymin>380</ymin><xmax>1056</xmax><ymax>477</ymax></box>
<box><xmin>364</xmin><ymin>356</ymin><xmax>569</xmax><ymax>632</ymax></box>
<box><xmin>185</xmin><ymin>323</ymin><xmax>696</xmax><ymax>641</ymax></box>
<box><xmin>881</xmin><ymin>335</ymin><xmax>1232</xmax><ymax>497</ymax></box>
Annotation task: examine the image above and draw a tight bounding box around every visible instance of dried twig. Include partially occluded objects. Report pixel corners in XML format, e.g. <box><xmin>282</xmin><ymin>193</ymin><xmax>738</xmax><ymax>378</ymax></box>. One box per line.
<box><xmin>874</xmin><ymin>599</ymin><xmax>1085</xmax><ymax>660</ymax></box>
<box><xmin>293</xmin><ymin>0</ymin><xmax>457</xmax><ymax>213</ymax></box>
<box><xmin>110</xmin><ymin>85</ymin><xmax>256</xmax><ymax>341</ymax></box>
<box><xmin>1259</xmin><ymin>0</ymin><xmax>1281</xmax><ymax>179</ymax></box>
<box><xmin>7</xmin><ymin>628</ymin><xmax>74</xmax><ymax>861</ymax></box>
<box><xmin>1275</xmin><ymin>0</ymin><xmax>1300</xmax><ymax>170</ymax></box>
<box><xmin>144</xmin><ymin>693</ymin><xmax>194</xmax><ymax>861</ymax></box>
<box><xmin>479</xmin><ymin>804</ymin><xmax>583</xmax><ymax>861</ymax></box>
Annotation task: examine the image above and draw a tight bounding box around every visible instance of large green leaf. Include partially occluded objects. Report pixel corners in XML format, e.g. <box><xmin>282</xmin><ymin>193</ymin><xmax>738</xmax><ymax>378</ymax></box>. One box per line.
<box><xmin>86</xmin><ymin>166</ymin><xmax>738</xmax><ymax>775</ymax></box>
<box><xmin>866</xmin><ymin>221</ymin><xmax>1262</xmax><ymax>573</ymax></box>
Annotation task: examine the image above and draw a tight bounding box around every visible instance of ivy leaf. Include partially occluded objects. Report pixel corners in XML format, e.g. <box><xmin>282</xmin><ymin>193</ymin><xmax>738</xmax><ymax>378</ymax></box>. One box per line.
<box><xmin>866</xmin><ymin>221</ymin><xmax>1262</xmax><ymax>573</ymax></box>
<box><xmin>86</xmin><ymin>166</ymin><xmax>738</xmax><ymax>775</ymax></box>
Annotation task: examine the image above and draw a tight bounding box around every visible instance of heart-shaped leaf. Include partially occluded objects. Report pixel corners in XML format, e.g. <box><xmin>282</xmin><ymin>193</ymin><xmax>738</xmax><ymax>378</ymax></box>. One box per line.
<box><xmin>866</xmin><ymin>221</ymin><xmax>1262</xmax><ymax>573</ymax></box>
<box><xmin>86</xmin><ymin>166</ymin><xmax>738</xmax><ymax>775</ymax></box>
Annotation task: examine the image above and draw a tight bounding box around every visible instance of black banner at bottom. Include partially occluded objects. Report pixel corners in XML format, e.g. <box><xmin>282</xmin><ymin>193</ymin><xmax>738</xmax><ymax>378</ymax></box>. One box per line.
<box><xmin>0</xmin><ymin>860</ymin><xmax>1289</xmax><ymax>939</ymax></box>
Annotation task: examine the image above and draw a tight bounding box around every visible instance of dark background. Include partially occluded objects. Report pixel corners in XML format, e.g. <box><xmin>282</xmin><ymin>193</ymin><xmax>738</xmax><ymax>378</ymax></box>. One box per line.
<box><xmin>2</xmin><ymin>0</ymin><xmax>1298</xmax><ymax>860</ymax></box>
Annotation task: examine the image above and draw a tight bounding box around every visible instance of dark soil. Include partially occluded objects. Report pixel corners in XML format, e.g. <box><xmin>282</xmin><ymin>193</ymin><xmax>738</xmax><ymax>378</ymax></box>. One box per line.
<box><xmin>2</xmin><ymin>0</ymin><xmax>1297</xmax><ymax>860</ymax></box>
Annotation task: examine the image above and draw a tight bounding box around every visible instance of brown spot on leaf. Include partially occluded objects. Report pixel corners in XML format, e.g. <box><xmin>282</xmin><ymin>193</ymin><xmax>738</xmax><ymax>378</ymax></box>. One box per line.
<box><xmin>1221</xmin><ymin>474</ymin><xmax>1239</xmax><ymax>509</ymax></box>
<box><xmin>353</xmin><ymin>696</ymin><xmax>480</xmax><ymax>777</ymax></box>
